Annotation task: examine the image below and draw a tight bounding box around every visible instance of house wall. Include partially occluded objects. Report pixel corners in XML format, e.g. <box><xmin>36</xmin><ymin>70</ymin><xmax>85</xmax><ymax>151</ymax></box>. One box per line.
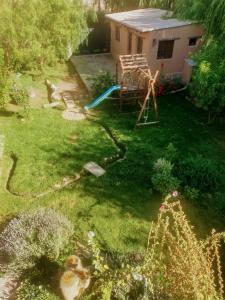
<box><xmin>110</xmin><ymin>21</ymin><xmax>203</xmax><ymax>82</ymax></box>
<box><xmin>148</xmin><ymin>24</ymin><xmax>203</xmax><ymax>78</ymax></box>
<box><xmin>110</xmin><ymin>21</ymin><xmax>149</xmax><ymax>59</ymax></box>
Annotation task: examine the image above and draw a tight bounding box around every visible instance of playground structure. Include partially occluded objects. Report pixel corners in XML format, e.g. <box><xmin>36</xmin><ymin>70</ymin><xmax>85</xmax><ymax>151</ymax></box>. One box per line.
<box><xmin>117</xmin><ymin>54</ymin><xmax>159</xmax><ymax>127</ymax></box>
<box><xmin>84</xmin><ymin>54</ymin><xmax>159</xmax><ymax>127</ymax></box>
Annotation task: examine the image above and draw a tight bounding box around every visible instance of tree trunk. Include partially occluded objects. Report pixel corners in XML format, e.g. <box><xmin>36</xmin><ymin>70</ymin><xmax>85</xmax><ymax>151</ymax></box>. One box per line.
<box><xmin>3</xmin><ymin>42</ymin><xmax>10</xmax><ymax>69</ymax></box>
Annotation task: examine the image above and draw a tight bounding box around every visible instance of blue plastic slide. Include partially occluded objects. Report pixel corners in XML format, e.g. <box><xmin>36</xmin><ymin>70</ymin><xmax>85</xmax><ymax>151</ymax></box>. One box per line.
<box><xmin>84</xmin><ymin>85</ymin><xmax>121</xmax><ymax>110</ymax></box>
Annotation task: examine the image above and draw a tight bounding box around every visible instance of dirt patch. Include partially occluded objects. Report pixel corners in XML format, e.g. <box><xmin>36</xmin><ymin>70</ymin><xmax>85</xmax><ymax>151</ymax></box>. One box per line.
<box><xmin>57</xmin><ymin>73</ymin><xmax>88</xmax><ymax>102</ymax></box>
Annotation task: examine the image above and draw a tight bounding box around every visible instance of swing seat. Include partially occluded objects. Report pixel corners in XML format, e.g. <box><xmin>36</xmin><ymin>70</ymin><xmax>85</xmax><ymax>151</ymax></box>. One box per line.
<box><xmin>136</xmin><ymin>121</ymin><xmax>160</xmax><ymax>127</ymax></box>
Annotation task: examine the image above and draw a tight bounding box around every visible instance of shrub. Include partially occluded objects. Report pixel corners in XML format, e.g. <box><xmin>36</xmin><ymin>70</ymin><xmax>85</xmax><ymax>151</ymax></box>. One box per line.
<box><xmin>156</xmin><ymin>76</ymin><xmax>184</xmax><ymax>95</ymax></box>
<box><xmin>183</xmin><ymin>185</ymin><xmax>199</xmax><ymax>201</ymax></box>
<box><xmin>164</xmin><ymin>142</ymin><xmax>178</xmax><ymax>162</ymax></box>
<box><xmin>90</xmin><ymin>71</ymin><xmax>116</xmax><ymax>97</ymax></box>
<box><xmin>190</xmin><ymin>39</ymin><xmax>225</xmax><ymax>119</ymax></box>
<box><xmin>16</xmin><ymin>279</ymin><xmax>59</xmax><ymax>300</ymax></box>
<box><xmin>143</xmin><ymin>195</ymin><xmax>225</xmax><ymax>299</ymax></box>
<box><xmin>151</xmin><ymin>158</ymin><xmax>180</xmax><ymax>195</ymax></box>
<box><xmin>10</xmin><ymin>83</ymin><xmax>30</xmax><ymax>118</ymax></box>
<box><xmin>176</xmin><ymin>155</ymin><xmax>220</xmax><ymax>192</ymax></box>
<box><xmin>0</xmin><ymin>71</ymin><xmax>12</xmax><ymax>109</ymax></box>
<box><xmin>0</xmin><ymin>208</ymin><xmax>73</xmax><ymax>275</ymax></box>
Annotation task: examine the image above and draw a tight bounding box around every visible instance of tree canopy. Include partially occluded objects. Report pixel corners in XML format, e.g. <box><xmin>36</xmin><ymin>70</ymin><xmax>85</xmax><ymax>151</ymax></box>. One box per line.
<box><xmin>0</xmin><ymin>0</ymin><xmax>88</xmax><ymax>71</ymax></box>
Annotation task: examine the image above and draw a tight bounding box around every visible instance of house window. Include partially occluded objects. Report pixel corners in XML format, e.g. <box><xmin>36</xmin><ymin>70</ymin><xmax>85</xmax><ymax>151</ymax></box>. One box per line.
<box><xmin>137</xmin><ymin>36</ymin><xmax>143</xmax><ymax>54</ymax></box>
<box><xmin>189</xmin><ymin>37</ymin><xmax>198</xmax><ymax>46</ymax></box>
<box><xmin>128</xmin><ymin>32</ymin><xmax>132</xmax><ymax>54</ymax></box>
<box><xmin>115</xmin><ymin>26</ymin><xmax>120</xmax><ymax>42</ymax></box>
<box><xmin>157</xmin><ymin>40</ymin><xmax>175</xmax><ymax>59</ymax></box>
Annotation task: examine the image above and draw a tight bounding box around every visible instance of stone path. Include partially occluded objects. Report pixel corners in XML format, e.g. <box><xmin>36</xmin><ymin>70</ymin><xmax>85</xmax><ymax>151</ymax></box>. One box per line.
<box><xmin>62</xmin><ymin>91</ymin><xmax>86</xmax><ymax>121</ymax></box>
<box><xmin>62</xmin><ymin>109</ymin><xmax>86</xmax><ymax>121</ymax></box>
<box><xmin>71</xmin><ymin>54</ymin><xmax>115</xmax><ymax>93</ymax></box>
<box><xmin>62</xmin><ymin>92</ymin><xmax>76</xmax><ymax>109</ymax></box>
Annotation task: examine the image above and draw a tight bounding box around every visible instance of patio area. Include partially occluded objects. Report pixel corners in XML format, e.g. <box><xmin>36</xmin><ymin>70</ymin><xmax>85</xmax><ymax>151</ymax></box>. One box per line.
<box><xmin>71</xmin><ymin>53</ymin><xmax>115</xmax><ymax>93</ymax></box>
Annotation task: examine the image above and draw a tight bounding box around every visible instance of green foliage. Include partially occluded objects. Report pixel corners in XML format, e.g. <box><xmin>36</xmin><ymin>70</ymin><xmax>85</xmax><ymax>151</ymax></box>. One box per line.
<box><xmin>0</xmin><ymin>0</ymin><xmax>88</xmax><ymax>72</ymax></box>
<box><xmin>172</xmin><ymin>0</ymin><xmax>225</xmax><ymax>38</ymax></box>
<box><xmin>176</xmin><ymin>155</ymin><xmax>220</xmax><ymax>193</ymax></box>
<box><xmin>184</xmin><ymin>185</ymin><xmax>199</xmax><ymax>201</ymax></box>
<box><xmin>0</xmin><ymin>71</ymin><xmax>30</xmax><ymax>116</ymax></box>
<box><xmin>151</xmin><ymin>158</ymin><xmax>180</xmax><ymax>195</ymax></box>
<box><xmin>190</xmin><ymin>40</ymin><xmax>225</xmax><ymax>114</ymax></box>
<box><xmin>0</xmin><ymin>72</ymin><xmax>11</xmax><ymax>109</ymax></box>
<box><xmin>10</xmin><ymin>83</ymin><xmax>30</xmax><ymax>117</ymax></box>
<box><xmin>98</xmin><ymin>0</ymin><xmax>174</xmax><ymax>11</ymax></box>
<box><xmin>164</xmin><ymin>142</ymin><xmax>178</xmax><ymax>162</ymax></box>
<box><xmin>17</xmin><ymin>279</ymin><xmax>59</xmax><ymax>300</ymax></box>
<box><xmin>0</xmin><ymin>208</ymin><xmax>73</xmax><ymax>275</ymax></box>
<box><xmin>90</xmin><ymin>71</ymin><xmax>116</xmax><ymax>97</ymax></box>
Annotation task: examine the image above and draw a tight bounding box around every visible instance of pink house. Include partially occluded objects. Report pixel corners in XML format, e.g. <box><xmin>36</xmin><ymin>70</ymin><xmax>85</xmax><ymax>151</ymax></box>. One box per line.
<box><xmin>106</xmin><ymin>9</ymin><xmax>203</xmax><ymax>83</ymax></box>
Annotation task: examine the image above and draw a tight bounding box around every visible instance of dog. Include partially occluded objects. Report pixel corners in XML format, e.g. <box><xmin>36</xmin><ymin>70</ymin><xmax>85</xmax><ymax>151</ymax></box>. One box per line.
<box><xmin>60</xmin><ymin>255</ymin><xmax>90</xmax><ymax>300</ymax></box>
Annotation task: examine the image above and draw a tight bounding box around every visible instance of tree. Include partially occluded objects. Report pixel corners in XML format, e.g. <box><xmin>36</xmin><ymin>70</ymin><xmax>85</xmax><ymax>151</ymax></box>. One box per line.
<box><xmin>190</xmin><ymin>40</ymin><xmax>225</xmax><ymax>120</ymax></box>
<box><xmin>0</xmin><ymin>0</ymin><xmax>88</xmax><ymax>72</ymax></box>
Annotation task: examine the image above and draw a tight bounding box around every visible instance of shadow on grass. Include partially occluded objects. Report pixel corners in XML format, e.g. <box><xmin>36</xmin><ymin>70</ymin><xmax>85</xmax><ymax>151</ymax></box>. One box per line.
<box><xmin>0</xmin><ymin>110</ymin><xmax>15</xmax><ymax>118</ymax></box>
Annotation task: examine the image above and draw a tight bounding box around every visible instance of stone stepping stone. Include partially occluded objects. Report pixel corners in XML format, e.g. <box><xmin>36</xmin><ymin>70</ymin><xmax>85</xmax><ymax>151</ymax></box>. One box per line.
<box><xmin>43</xmin><ymin>102</ymin><xmax>62</xmax><ymax>108</ymax></box>
<box><xmin>63</xmin><ymin>95</ymin><xmax>75</xmax><ymax>109</ymax></box>
<box><xmin>62</xmin><ymin>110</ymin><xmax>86</xmax><ymax>121</ymax></box>
<box><xmin>84</xmin><ymin>162</ymin><xmax>106</xmax><ymax>177</ymax></box>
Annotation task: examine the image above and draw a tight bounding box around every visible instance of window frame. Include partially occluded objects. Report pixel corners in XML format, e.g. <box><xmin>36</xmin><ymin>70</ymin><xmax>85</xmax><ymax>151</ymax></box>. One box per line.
<box><xmin>115</xmin><ymin>25</ymin><xmax>120</xmax><ymax>42</ymax></box>
<box><xmin>137</xmin><ymin>36</ymin><xmax>143</xmax><ymax>54</ymax></box>
<box><xmin>128</xmin><ymin>32</ymin><xmax>132</xmax><ymax>54</ymax></box>
<box><xmin>189</xmin><ymin>37</ymin><xmax>198</xmax><ymax>47</ymax></box>
<box><xmin>157</xmin><ymin>39</ymin><xmax>175</xmax><ymax>60</ymax></box>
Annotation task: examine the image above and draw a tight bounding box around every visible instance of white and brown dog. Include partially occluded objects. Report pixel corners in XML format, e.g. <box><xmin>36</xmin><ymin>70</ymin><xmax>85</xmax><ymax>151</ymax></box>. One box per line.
<box><xmin>60</xmin><ymin>255</ymin><xmax>90</xmax><ymax>300</ymax></box>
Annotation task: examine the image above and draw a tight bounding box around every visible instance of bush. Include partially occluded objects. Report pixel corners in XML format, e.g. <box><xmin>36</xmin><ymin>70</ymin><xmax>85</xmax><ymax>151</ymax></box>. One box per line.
<box><xmin>10</xmin><ymin>84</ymin><xmax>28</xmax><ymax>105</ymax></box>
<box><xmin>190</xmin><ymin>39</ymin><xmax>225</xmax><ymax>117</ymax></box>
<box><xmin>176</xmin><ymin>155</ymin><xmax>220</xmax><ymax>192</ymax></box>
<box><xmin>156</xmin><ymin>76</ymin><xmax>184</xmax><ymax>95</ymax></box>
<box><xmin>164</xmin><ymin>142</ymin><xmax>178</xmax><ymax>162</ymax></box>
<box><xmin>151</xmin><ymin>158</ymin><xmax>180</xmax><ymax>195</ymax></box>
<box><xmin>16</xmin><ymin>279</ymin><xmax>59</xmax><ymax>300</ymax></box>
<box><xmin>10</xmin><ymin>83</ymin><xmax>30</xmax><ymax>117</ymax></box>
<box><xmin>0</xmin><ymin>71</ymin><xmax>12</xmax><ymax>109</ymax></box>
<box><xmin>90</xmin><ymin>71</ymin><xmax>116</xmax><ymax>97</ymax></box>
<box><xmin>183</xmin><ymin>185</ymin><xmax>199</xmax><ymax>201</ymax></box>
<box><xmin>0</xmin><ymin>208</ymin><xmax>73</xmax><ymax>275</ymax></box>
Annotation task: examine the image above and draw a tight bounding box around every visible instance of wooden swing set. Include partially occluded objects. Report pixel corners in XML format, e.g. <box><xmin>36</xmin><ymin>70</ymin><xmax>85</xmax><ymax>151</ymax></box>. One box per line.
<box><xmin>116</xmin><ymin>54</ymin><xmax>159</xmax><ymax>127</ymax></box>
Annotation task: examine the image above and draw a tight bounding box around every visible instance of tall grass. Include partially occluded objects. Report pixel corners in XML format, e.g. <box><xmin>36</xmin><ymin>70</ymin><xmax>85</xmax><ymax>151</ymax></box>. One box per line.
<box><xmin>144</xmin><ymin>194</ymin><xmax>225</xmax><ymax>299</ymax></box>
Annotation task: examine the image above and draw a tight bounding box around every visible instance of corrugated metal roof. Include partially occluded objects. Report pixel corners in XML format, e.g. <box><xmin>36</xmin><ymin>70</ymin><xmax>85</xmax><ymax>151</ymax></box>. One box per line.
<box><xmin>106</xmin><ymin>8</ymin><xmax>193</xmax><ymax>32</ymax></box>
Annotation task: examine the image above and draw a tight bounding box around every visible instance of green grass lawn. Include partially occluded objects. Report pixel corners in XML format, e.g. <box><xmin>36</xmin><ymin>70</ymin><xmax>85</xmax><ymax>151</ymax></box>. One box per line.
<box><xmin>1</xmin><ymin>65</ymin><xmax>225</xmax><ymax>299</ymax></box>
<box><xmin>1</xmin><ymin>91</ymin><xmax>225</xmax><ymax>253</ymax></box>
